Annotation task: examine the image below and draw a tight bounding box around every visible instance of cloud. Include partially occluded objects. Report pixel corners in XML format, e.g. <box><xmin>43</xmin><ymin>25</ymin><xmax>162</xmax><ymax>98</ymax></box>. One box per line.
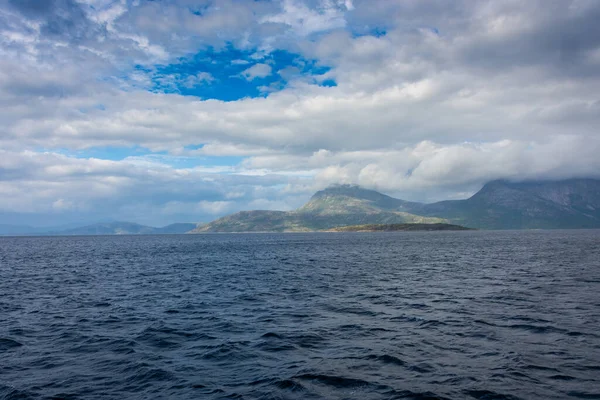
<box><xmin>0</xmin><ymin>0</ymin><xmax>599</xmax><ymax>225</ymax></box>
<box><xmin>240</xmin><ymin>63</ymin><xmax>273</xmax><ymax>80</ymax></box>
<box><xmin>261</xmin><ymin>0</ymin><xmax>352</xmax><ymax>37</ymax></box>
<box><xmin>238</xmin><ymin>136</ymin><xmax>600</xmax><ymax>203</ymax></box>
<box><xmin>184</xmin><ymin>72</ymin><xmax>215</xmax><ymax>87</ymax></box>
<box><xmin>0</xmin><ymin>149</ymin><xmax>304</xmax><ymax>225</ymax></box>
<box><xmin>184</xmin><ymin>142</ymin><xmax>277</xmax><ymax>157</ymax></box>
<box><xmin>8</xmin><ymin>0</ymin><xmax>98</xmax><ymax>43</ymax></box>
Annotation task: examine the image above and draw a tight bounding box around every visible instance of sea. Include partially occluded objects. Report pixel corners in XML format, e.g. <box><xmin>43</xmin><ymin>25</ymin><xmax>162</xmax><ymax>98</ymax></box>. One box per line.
<box><xmin>1</xmin><ymin>230</ymin><xmax>599</xmax><ymax>400</ymax></box>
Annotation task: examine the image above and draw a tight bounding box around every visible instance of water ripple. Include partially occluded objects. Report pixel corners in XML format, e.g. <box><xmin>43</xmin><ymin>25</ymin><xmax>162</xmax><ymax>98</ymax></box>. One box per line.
<box><xmin>1</xmin><ymin>230</ymin><xmax>599</xmax><ymax>399</ymax></box>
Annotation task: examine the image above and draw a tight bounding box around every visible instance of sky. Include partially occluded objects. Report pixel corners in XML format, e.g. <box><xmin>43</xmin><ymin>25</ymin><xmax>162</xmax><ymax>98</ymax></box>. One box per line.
<box><xmin>1</xmin><ymin>0</ymin><xmax>599</xmax><ymax>227</ymax></box>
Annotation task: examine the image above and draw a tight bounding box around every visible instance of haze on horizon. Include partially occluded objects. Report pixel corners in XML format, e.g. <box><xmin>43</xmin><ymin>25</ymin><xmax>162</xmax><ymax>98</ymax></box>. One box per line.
<box><xmin>1</xmin><ymin>0</ymin><xmax>599</xmax><ymax>227</ymax></box>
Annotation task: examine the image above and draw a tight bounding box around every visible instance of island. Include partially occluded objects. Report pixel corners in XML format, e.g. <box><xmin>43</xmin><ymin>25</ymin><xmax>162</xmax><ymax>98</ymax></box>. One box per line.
<box><xmin>325</xmin><ymin>223</ymin><xmax>473</xmax><ymax>232</ymax></box>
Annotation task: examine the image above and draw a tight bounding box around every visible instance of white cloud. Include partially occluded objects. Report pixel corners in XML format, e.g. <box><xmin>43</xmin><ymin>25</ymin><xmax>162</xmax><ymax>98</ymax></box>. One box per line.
<box><xmin>1</xmin><ymin>0</ymin><xmax>599</xmax><ymax>224</ymax></box>
<box><xmin>52</xmin><ymin>198</ymin><xmax>75</xmax><ymax>211</ymax></box>
<box><xmin>183</xmin><ymin>72</ymin><xmax>215</xmax><ymax>88</ymax></box>
<box><xmin>240</xmin><ymin>63</ymin><xmax>272</xmax><ymax>80</ymax></box>
<box><xmin>0</xmin><ymin>149</ymin><xmax>301</xmax><ymax>225</ymax></box>
<box><xmin>186</xmin><ymin>142</ymin><xmax>277</xmax><ymax>157</ymax></box>
<box><xmin>196</xmin><ymin>200</ymin><xmax>234</xmax><ymax>214</ymax></box>
<box><xmin>261</xmin><ymin>0</ymin><xmax>350</xmax><ymax>37</ymax></box>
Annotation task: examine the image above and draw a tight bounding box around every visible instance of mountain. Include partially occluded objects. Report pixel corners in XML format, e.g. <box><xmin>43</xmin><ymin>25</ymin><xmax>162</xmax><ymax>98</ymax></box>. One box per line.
<box><xmin>417</xmin><ymin>179</ymin><xmax>600</xmax><ymax>229</ymax></box>
<box><xmin>193</xmin><ymin>179</ymin><xmax>600</xmax><ymax>232</ymax></box>
<box><xmin>55</xmin><ymin>221</ymin><xmax>198</xmax><ymax>235</ymax></box>
<box><xmin>192</xmin><ymin>185</ymin><xmax>446</xmax><ymax>232</ymax></box>
<box><xmin>3</xmin><ymin>179</ymin><xmax>598</xmax><ymax>235</ymax></box>
<box><xmin>301</xmin><ymin>185</ymin><xmax>422</xmax><ymax>212</ymax></box>
<box><xmin>0</xmin><ymin>221</ymin><xmax>198</xmax><ymax>236</ymax></box>
<box><xmin>56</xmin><ymin>221</ymin><xmax>158</xmax><ymax>235</ymax></box>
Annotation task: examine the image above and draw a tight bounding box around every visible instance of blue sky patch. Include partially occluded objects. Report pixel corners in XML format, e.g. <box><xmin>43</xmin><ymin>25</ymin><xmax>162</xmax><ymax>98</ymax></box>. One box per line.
<box><xmin>366</xmin><ymin>27</ymin><xmax>387</xmax><ymax>38</ymax></box>
<box><xmin>143</xmin><ymin>45</ymin><xmax>333</xmax><ymax>101</ymax></box>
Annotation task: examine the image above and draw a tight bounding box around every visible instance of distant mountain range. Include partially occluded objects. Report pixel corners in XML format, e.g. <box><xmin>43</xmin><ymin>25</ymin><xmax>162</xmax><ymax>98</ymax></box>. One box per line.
<box><xmin>192</xmin><ymin>178</ymin><xmax>600</xmax><ymax>232</ymax></box>
<box><xmin>0</xmin><ymin>222</ymin><xmax>196</xmax><ymax>236</ymax></box>
<box><xmin>56</xmin><ymin>222</ymin><xmax>198</xmax><ymax>235</ymax></box>
<box><xmin>2</xmin><ymin>178</ymin><xmax>599</xmax><ymax>235</ymax></box>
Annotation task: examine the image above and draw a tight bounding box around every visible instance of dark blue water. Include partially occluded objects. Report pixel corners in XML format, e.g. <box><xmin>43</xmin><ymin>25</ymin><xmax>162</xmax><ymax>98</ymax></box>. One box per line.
<box><xmin>1</xmin><ymin>231</ymin><xmax>600</xmax><ymax>400</ymax></box>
